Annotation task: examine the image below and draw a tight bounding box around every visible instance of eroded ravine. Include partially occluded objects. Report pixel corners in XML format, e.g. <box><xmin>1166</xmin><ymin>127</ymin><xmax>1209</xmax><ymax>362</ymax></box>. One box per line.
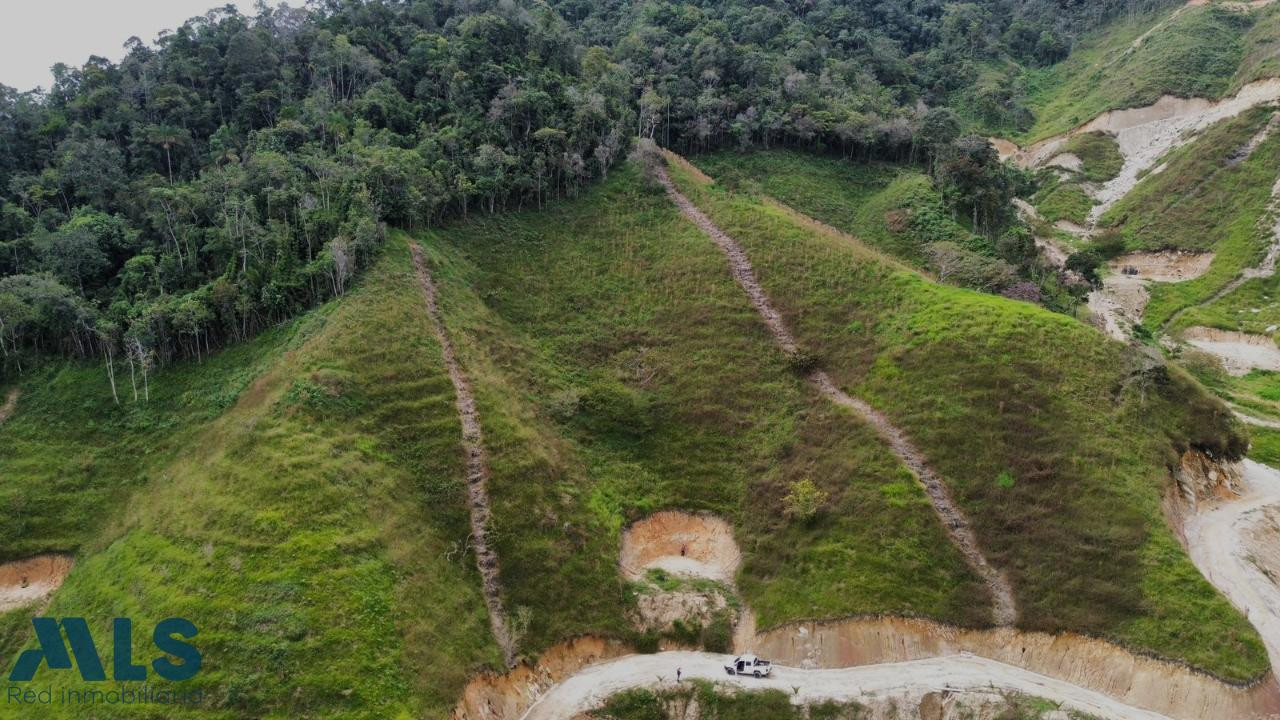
<box><xmin>652</xmin><ymin>159</ymin><xmax>1018</xmax><ymax>626</ymax></box>
<box><xmin>411</xmin><ymin>242</ymin><xmax>517</xmax><ymax>667</ymax></box>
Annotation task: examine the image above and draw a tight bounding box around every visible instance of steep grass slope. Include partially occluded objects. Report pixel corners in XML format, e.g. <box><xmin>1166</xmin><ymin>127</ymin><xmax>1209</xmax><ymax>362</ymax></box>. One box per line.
<box><xmin>1023</xmin><ymin>2</ymin><xmax>1277</xmax><ymax>141</ymax></box>
<box><xmin>694</xmin><ymin>150</ymin><xmax>978</xmax><ymax>269</ymax></box>
<box><xmin>1101</xmin><ymin>104</ymin><xmax>1280</xmax><ymax>329</ymax></box>
<box><xmin>422</xmin><ymin>165</ymin><xmax>989</xmax><ymax>650</ymax></box>
<box><xmin>0</xmin><ymin>239</ymin><xmax>500</xmax><ymax>718</ymax></box>
<box><xmin>663</xmin><ymin>156</ymin><xmax>1265</xmax><ymax>681</ymax></box>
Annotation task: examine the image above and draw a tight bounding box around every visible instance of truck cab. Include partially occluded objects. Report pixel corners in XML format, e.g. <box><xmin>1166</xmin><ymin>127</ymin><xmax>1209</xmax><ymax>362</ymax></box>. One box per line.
<box><xmin>724</xmin><ymin>654</ymin><xmax>772</xmax><ymax>677</ymax></box>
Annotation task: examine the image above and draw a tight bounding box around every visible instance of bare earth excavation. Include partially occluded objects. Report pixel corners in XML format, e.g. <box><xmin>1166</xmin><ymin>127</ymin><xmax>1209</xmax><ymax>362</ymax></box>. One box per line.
<box><xmin>653</xmin><ymin>156</ymin><xmax>1018</xmax><ymax>627</ymax></box>
<box><xmin>411</xmin><ymin>243</ymin><xmax>517</xmax><ymax>667</ymax></box>
<box><xmin>0</xmin><ymin>554</ymin><xmax>72</xmax><ymax>613</ymax></box>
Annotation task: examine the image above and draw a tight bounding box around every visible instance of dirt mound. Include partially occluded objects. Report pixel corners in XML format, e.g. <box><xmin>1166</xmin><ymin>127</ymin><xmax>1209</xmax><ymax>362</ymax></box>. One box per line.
<box><xmin>620</xmin><ymin>512</ymin><xmax>741</xmax><ymax>584</ymax></box>
<box><xmin>0</xmin><ymin>555</ymin><xmax>73</xmax><ymax>613</ymax></box>
<box><xmin>1185</xmin><ymin>460</ymin><xmax>1280</xmax><ymax>674</ymax></box>
<box><xmin>1085</xmin><ymin>80</ymin><xmax>1280</xmax><ymax>221</ymax></box>
<box><xmin>1109</xmin><ymin>252</ymin><xmax>1214</xmax><ymax>282</ymax></box>
<box><xmin>996</xmin><ymin>81</ymin><xmax>1280</xmax><ymax>223</ymax></box>
<box><xmin>1183</xmin><ymin>327</ymin><xmax>1280</xmax><ymax>375</ymax></box>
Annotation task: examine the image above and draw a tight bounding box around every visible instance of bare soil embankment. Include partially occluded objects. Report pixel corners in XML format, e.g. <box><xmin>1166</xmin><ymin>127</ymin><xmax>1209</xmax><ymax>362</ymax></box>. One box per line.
<box><xmin>0</xmin><ymin>554</ymin><xmax>73</xmax><ymax>613</ymax></box>
<box><xmin>1183</xmin><ymin>327</ymin><xmax>1280</xmax><ymax>375</ymax></box>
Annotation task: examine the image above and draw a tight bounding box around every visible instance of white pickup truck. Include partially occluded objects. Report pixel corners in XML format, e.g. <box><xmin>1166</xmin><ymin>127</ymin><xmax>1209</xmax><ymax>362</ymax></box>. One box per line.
<box><xmin>724</xmin><ymin>654</ymin><xmax>773</xmax><ymax>677</ymax></box>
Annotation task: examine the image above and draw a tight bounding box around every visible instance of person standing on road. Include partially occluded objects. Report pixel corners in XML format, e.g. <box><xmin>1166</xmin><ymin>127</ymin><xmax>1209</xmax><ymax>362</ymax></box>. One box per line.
<box><xmin>676</xmin><ymin>666</ymin><xmax>682</xmax><ymax>683</ymax></box>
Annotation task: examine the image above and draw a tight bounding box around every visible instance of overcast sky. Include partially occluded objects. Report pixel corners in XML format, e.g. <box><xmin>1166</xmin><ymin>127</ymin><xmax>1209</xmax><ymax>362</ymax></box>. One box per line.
<box><xmin>1</xmin><ymin>0</ymin><xmax>257</xmax><ymax>92</ymax></box>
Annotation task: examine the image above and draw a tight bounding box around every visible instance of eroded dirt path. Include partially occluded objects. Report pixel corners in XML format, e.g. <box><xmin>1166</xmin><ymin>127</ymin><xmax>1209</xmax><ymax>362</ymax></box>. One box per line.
<box><xmin>517</xmin><ymin>651</ymin><xmax>1172</xmax><ymax>720</ymax></box>
<box><xmin>1185</xmin><ymin>460</ymin><xmax>1280</xmax><ymax>670</ymax></box>
<box><xmin>653</xmin><ymin>162</ymin><xmax>1017</xmax><ymax>626</ymax></box>
<box><xmin>0</xmin><ymin>388</ymin><xmax>18</xmax><ymax>425</ymax></box>
<box><xmin>411</xmin><ymin>243</ymin><xmax>516</xmax><ymax>667</ymax></box>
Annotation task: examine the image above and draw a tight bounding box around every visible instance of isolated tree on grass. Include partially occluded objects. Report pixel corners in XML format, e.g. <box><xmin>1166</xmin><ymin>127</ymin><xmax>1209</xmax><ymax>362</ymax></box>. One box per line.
<box><xmin>783</xmin><ymin>478</ymin><xmax>828</xmax><ymax>521</ymax></box>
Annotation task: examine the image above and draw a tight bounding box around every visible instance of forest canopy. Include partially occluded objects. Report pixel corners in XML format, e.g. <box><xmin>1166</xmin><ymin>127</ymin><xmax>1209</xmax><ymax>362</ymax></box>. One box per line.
<box><xmin>0</xmin><ymin>0</ymin><xmax>1178</xmax><ymax>380</ymax></box>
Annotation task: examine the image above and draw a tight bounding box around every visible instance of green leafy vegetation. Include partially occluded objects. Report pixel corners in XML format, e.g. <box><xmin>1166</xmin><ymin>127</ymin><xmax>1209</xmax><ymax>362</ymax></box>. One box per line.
<box><xmin>590</xmin><ymin>681</ymin><xmax>1104</xmax><ymax>720</ymax></box>
<box><xmin>0</xmin><ymin>239</ymin><xmax>500</xmax><ymax>718</ymax></box>
<box><xmin>1101</xmin><ymin>105</ymin><xmax>1280</xmax><ymax>329</ymax></box>
<box><xmin>0</xmin><ymin>0</ymin><xmax>1178</xmax><ymax>379</ymax></box>
<box><xmin>1035</xmin><ymin>183</ymin><xmax>1094</xmax><ymax>225</ymax></box>
<box><xmin>424</xmin><ymin>165</ymin><xmax>989</xmax><ymax>651</ymax></box>
<box><xmin>1063</xmin><ymin>132</ymin><xmax>1124</xmax><ymax>182</ymax></box>
<box><xmin>664</xmin><ymin>157</ymin><xmax>1266</xmax><ymax>681</ymax></box>
<box><xmin>1024</xmin><ymin>3</ymin><xmax>1252</xmax><ymax>140</ymax></box>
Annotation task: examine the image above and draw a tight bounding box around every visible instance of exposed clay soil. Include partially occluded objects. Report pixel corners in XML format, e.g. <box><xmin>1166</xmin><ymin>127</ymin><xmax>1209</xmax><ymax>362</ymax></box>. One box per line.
<box><xmin>654</xmin><ymin>155</ymin><xmax>1017</xmax><ymax>626</ymax></box>
<box><xmin>620</xmin><ymin>512</ymin><xmax>741</xmax><ymax>584</ymax></box>
<box><xmin>1183</xmin><ymin>327</ymin><xmax>1280</xmax><ymax>375</ymax></box>
<box><xmin>991</xmin><ymin>79</ymin><xmax>1280</xmax><ymax>223</ymax></box>
<box><xmin>1046</xmin><ymin>152</ymin><xmax>1084</xmax><ymax>172</ymax></box>
<box><xmin>452</xmin><ymin>636</ymin><xmax>631</xmax><ymax>720</ymax></box>
<box><xmin>1185</xmin><ymin>461</ymin><xmax>1280</xmax><ymax>673</ymax></box>
<box><xmin>0</xmin><ymin>388</ymin><xmax>17</xmax><ymax>425</ymax></box>
<box><xmin>751</xmin><ymin>617</ymin><xmax>1280</xmax><ymax>720</ymax></box>
<box><xmin>620</xmin><ymin>512</ymin><xmax>746</xmax><ymax>636</ymax></box>
<box><xmin>411</xmin><ymin>243</ymin><xmax>516</xmax><ymax>667</ymax></box>
<box><xmin>1089</xmin><ymin>274</ymin><xmax>1148</xmax><ymax>342</ymax></box>
<box><xmin>1109</xmin><ymin>252</ymin><xmax>1214</xmax><ymax>282</ymax></box>
<box><xmin>0</xmin><ymin>555</ymin><xmax>73</xmax><ymax>613</ymax></box>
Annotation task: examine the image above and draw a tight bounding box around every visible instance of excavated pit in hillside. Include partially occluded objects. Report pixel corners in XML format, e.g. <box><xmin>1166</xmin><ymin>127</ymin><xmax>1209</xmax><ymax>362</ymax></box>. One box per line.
<box><xmin>620</xmin><ymin>512</ymin><xmax>745</xmax><ymax>636</ymax></box>
<box><xmin>619</xmin><ymin>512</ymin><xmax>740</xmax><ymax>584</ymax></box>
<box><xmin>0</xmin><ymin>554</ymin><xmax>73</xmax><ymax>613</ymax></box>
<box><xmin>1183</xmin><ymin>327</ymin><xmax>1280</xmax><ymax>375</ymax></box>
<box><xmin>1110</xmin><ymin>252</ymin><xmax>1214</xmax><ymax>282</ymax></box>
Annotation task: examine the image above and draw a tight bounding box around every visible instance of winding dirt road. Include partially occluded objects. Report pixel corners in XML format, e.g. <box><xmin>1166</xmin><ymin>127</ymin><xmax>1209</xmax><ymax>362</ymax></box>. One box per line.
<box><xmin>517</xmin><ymin>652</ymin><xmax>1171</xmax><ymax>720</ymax></box>
<box><xmin>412</xmin><ymin>243</ymin><xmax>516</xmax><ymax>667</ymax></box>
<box><xmin>479</xmin><ymin>167</ymin><xmax>1280</xmax><ymax>720</ymax></box>
<box><xmin>1185</xmin><ymin>460</ymin><xmax>1280</xmax><ymax>670</ymax></box>
<box><xmin>654</xmin><ymin>159</ymin><xmax>1018</xmax><ymax>626</ymax></box>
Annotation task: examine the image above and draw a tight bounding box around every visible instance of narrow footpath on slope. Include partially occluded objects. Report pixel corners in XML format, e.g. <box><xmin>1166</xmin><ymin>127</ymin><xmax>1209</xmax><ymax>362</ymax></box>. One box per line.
<box><xmin>653</xmin><ymin>160</ymin><xmax>1018</xmax><ymax>626</ymax></box>
<box><xmin>411</xmin><ymin>242</ymin><xmax>517</xmax><ymax>667</ymax></box>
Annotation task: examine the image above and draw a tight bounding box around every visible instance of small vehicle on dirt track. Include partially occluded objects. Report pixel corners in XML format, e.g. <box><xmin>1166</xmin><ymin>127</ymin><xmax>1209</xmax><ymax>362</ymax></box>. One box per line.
<box><xmin>724</xmin><ymin>654</ymin><xmax>773</xmax><ymax>677</ymax></box>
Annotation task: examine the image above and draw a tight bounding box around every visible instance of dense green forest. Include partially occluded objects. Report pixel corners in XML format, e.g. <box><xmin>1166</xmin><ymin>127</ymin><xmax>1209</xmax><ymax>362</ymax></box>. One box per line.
<box><xmin>0</xmin><ymin>0</ymin><xmax>1178</xmax><ymax>381</ymax></box>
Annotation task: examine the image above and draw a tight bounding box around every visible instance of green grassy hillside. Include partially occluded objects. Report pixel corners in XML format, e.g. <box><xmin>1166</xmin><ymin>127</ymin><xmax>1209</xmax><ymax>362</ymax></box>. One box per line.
<box><xmin>693</xmin><ymin>150</ymin><xmax>983</xmax><ymax>269</ymax></box>
<box><xmin>1022</xmin><ymin>3</ymin><xmax>1270</xmax><ymax>140</ymax></box>
<box><xmin>0</xmin><ymin>240</ymin><xmax>500</xmax><ymax>718</ymax></box>
<box><xmin>1100</xmin><ymin>104</ymin><xmax>1280</xmax><ymax>329</ymax></box>
<box><xmin>663</xmin><ymin>156</ymin><xmax>1265</xmax><ymax>681</ymax></box>
<box><xmin>423</xmin><ymin>165</ymin><xmax>989</xmax><ymax>647</ymax></box>
<box><xmin>0</xmin><ymin>154</ymin><xmax>1270</xmax><ymax>716</ymax></box>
